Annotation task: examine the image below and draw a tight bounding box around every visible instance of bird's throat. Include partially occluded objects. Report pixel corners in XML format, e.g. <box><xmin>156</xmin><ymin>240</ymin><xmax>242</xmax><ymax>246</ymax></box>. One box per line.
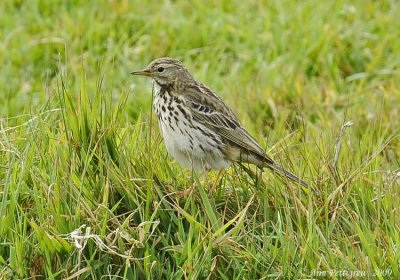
<box><xmin>157</xmin><ymin>82</ymin><xmax>174</xmax><ymax>93</ymax></box>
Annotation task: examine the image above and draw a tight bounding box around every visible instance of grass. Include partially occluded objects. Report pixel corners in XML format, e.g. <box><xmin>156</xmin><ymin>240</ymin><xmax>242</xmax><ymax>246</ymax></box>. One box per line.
<box><xmin>1</xmin><ymin>0</ymin><xmax>399</xmax><ymax>279</ymax></box>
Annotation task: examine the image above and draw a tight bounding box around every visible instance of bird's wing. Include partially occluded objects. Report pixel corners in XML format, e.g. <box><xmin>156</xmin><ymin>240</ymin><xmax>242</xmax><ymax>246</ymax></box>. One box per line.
<box><xmin>182</xmin><ymin>83</ymin><xmax>269</xmax><ymax>158</ymax></box>
<box><xmin>181</xmin><ymin>82</ymin><xmax>308</xmax><ymax>187</ymax></box>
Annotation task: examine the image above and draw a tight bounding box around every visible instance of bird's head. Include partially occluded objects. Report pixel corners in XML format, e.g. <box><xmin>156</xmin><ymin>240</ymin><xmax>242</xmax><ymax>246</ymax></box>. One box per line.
<box><xmin>131</xmin><ymin>57</ymin><xmax>194</xmax><ymax>86</ymax></box>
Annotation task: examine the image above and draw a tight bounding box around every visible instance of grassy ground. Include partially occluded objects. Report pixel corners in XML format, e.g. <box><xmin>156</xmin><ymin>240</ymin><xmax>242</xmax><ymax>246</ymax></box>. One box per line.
<box><xmin>1</xmin><ymin>0</ymin><xmax>399</xmax><ymax>279</ymax></box>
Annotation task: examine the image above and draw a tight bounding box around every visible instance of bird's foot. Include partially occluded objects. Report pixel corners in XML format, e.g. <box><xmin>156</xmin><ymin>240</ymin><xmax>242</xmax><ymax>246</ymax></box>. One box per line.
<box><xmin>175</xmin><ymin>186</ymin><xmax>194</xmax><ymax>199</ymax></box>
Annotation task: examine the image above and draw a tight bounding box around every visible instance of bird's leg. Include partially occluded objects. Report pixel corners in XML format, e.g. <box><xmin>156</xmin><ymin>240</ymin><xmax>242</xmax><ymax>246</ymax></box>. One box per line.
<box><xmin>199</xmin><ymin>165</ymin><xmax>212</xmax><ymax>183</ymax></box>
<box><xmin>209</xmin><ymin>169</ymin><xmax>223</xmax><ymax>194</ymax></box>
<box><xmin>177</xmin><ymin>165</ymin><xmax>212</xmax><ymax>198</ymax></box>
<box><xmin>187</xmin><ymin>165</ymin><xmax>211</xmax><ymax>194</ymax></box>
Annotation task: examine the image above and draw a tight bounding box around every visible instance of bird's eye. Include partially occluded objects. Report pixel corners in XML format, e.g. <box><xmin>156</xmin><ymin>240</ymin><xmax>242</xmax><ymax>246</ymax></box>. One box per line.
<box><xmin>157</xmin><ymin>67</ymin><xmax>165</xmax><ymax>72</ymax></box>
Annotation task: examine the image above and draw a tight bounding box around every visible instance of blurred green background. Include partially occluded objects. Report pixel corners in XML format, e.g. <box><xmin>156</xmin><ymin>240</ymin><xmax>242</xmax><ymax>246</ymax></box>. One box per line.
<box><xmin>3</xmin><ymin>0</ymin><xmax>399</xmax><ymax>121</ymax></box>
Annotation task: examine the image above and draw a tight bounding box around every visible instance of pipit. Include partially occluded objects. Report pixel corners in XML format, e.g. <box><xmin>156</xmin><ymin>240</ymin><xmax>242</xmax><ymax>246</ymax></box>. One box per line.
<box><xmin>131</xmin><ymin>57</ymin><xmax>307</xmax><ymax>187</ymax></box>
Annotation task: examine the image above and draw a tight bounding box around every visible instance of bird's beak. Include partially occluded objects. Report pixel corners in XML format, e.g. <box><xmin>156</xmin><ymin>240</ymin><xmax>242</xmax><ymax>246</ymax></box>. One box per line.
<box><xmin>130</xmin><ymin>68</ymin><xmax>152</xmax><ymax>77</ymax></box>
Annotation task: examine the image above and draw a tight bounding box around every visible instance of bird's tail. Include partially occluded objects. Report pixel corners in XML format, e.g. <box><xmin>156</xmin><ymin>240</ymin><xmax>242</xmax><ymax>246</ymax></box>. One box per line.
<box><xmin>232</xmin><ymin>150</ymin><xmax>308</xmax><ymax>187</ymax></box>
<box><xmin>269</xmin><ymin>161</ymin><xmax>308</xmax><ymax>187</ymax></box>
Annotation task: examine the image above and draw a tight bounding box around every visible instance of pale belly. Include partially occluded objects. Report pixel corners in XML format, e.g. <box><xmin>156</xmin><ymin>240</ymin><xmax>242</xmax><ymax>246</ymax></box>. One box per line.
<box><xmin>154</xmin><ymin>93</ymin><xmax>231</xmax><ymax>171</ymax></box>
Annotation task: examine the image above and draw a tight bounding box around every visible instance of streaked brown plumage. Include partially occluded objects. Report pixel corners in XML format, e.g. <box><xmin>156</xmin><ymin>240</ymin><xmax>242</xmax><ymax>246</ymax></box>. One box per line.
<box><xmin>131</xmin><ymin>57</ymin><xmax>307</xmax><ymax>186</ymax></box>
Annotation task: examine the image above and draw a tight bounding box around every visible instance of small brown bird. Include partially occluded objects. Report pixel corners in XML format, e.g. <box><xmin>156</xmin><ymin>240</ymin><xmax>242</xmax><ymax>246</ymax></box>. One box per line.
<box><xmin>131</xmin><ymin>57</ymin><xmax>307</xmax><ymax>186</ymax></box>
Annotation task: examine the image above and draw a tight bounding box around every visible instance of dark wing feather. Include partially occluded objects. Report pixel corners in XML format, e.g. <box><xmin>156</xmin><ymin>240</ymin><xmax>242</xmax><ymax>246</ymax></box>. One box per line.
<box><xmin>182</xmin><ymin>82</ymin><xmax>269</xmax><ymax>158</ymax></box>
